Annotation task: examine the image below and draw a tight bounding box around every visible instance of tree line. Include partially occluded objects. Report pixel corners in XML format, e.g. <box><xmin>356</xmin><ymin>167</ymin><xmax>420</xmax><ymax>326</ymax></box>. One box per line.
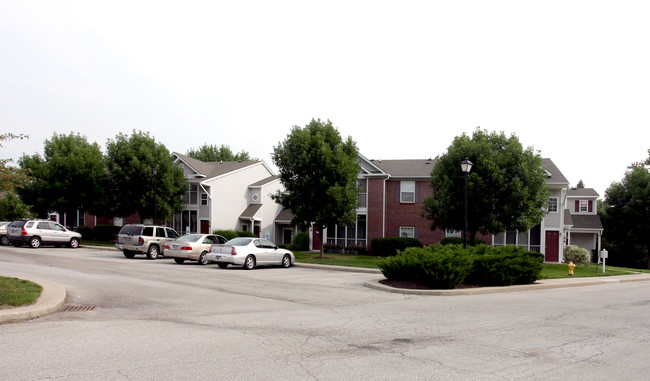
<box><xmin>0</xmin><ymin>130</ymin><xmax>254</xmax><ymax>223</ymax></box>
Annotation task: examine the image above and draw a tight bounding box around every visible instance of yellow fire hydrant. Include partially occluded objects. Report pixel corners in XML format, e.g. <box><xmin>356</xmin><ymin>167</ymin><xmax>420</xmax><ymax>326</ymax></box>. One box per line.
<box><xmin>568</xmin><ymin>261</ymin><xmax>576</xmax><ymax>276</ymax></box>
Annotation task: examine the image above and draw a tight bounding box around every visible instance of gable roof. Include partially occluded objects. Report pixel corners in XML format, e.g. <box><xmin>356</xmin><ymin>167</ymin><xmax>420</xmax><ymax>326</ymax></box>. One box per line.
<box><xmin>542</xmin><ymin>158</ymin><xmax>570</xmax><ymax>186</ymax></box>
<box><xmin>173</xmin><ymin>152</ymin><xmax>262</xmax><ymax>180</ymax></box>
<box><xmin>249</xmin><ymin>175</ymin><xmax>280</xmax><ymax>187</ymax></box>
<box><xmin>567</xmin><ymin>188</ymin><xmax>600</xmax><ymax>198</ymax></box>
<box><xmin>369</xmin><ymin>159</ymin><xmax>435</xmax><ymax>178</ymax></box>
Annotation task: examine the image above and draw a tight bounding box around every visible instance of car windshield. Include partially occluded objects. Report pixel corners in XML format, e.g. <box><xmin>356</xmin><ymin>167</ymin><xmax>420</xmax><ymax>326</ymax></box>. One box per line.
<box><xmin>178</xmin><ymin>234</ymin><xmax>202</xmax><ymax>242</ymax></box>
<box><xmin>227</xmin><ymin>237</ymin><xmax>253</xmax><ymax>246</ymax></box>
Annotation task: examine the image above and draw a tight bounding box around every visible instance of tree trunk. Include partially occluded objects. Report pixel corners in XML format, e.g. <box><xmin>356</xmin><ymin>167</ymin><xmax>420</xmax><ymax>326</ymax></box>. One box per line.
<box><xmin>319</xmin><ymin>225</ymin><xmax>325</xmax><ymax>259</ymax></box>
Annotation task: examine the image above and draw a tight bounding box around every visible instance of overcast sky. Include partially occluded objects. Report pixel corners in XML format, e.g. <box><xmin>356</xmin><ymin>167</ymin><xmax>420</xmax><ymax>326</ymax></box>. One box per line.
<box><xmin>2</xmin><ymin>1</ymin><xmax>649</xmax><ymax>197</ymax></box>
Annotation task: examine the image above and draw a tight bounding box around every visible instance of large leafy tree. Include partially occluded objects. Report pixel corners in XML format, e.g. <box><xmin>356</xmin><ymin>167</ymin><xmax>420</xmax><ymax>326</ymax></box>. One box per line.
<box><xmin>0</xmin><ymin>133</ymin><xmax>30</xmax><ymax>192</ymax></box>
<box><xmin>187</xmin><ymin>144</ymin><xmax>257</xmax><ymax>162</ymax></box>
<box><xmin>105</xmin><ymin>130</ymin><xmax>187</xmax><ymax>222</ymax></box>
<box><xmin>18</xmin><ymin>132</ymin><xmax>105</xmax><ymax>218</ymax></box>
<box><xmin>422</xmin><ymin>129</ymin><xmax>549</xmax><ymax>243</ymax></box>
<box><xmin>600</xmin><ymin>151</ymin><xmax>650</xmax><ymax>268</ymax></box>
<box><xmin>272</xmin><ymin>119</ymin><xmax>360</xmax><ymax>257</ymax></box>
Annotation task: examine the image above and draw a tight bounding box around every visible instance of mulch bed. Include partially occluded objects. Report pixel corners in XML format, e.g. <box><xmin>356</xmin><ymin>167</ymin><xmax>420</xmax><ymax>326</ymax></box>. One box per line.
<box><xmin>379</xmin><ymin>279</ymin><xmax>482</xmax><ymax>290</ymax></box>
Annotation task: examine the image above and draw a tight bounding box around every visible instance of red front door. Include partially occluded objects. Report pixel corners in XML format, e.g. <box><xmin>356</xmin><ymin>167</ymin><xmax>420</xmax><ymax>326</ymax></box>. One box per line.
<box><xmin>200</xmin><ymin>220</ymin><xmax>210</xmax><ymax>234</ymax></box>
<box><xmin>545</xmin><ymin>231</ymin><xmax>559</xmax><ymax>262</ymax></box>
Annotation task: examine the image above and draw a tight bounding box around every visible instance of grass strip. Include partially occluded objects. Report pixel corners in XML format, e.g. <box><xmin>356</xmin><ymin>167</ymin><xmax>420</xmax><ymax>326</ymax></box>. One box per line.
<box><xmin>0</xmin><ymin>276</ymin><xmax>42</xmax><ymax>308</ymax></box>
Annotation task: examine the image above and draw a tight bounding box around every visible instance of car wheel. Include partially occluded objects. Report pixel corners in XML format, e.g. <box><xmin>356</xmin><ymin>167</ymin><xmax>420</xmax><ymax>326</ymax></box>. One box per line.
<box><xmin>244</xmin><ymin>255</ymin><xmax>256</xmax><ymax>270</ymax></box>
<box><xmin>69</xmin><ymin>238</ymin><xmax>80</xmax><ymax>248</ymax></box>
<box><xmin>0</xmin><ymin>235</ymin><xmax>9</xmax><ymax>245</ymax></box>
<box><xmin>282</xmin><ymin>254</ymin><xmax>291</xmax><ymax>268</ymax></box>
<box><xmin>123</xmin><ymin>250</ymin><xmax>136</xmax><ymax>258</ymax></box>
<box><xmin>217</xmin><ymin>263</ymin><xmax>228</xmax><ymax>269</ymax></box>
<box><xmin>198</xmin><ymin>252</ymin><xmax>209</xmax><ymax>265</ymax></box>
<box><xmin>146</xmin><ymin>245</ymin><xmax>160</xmax><ymax>260</ymax></box>
<box><xmin>174</xmin><ymin>258</ymin><xmax>185</xmax><ymax>264</ymax></box>
<box><xmin>29</xmin><ymin>236</ymin><xmax>41</xmax><ymax>249</ymax></box>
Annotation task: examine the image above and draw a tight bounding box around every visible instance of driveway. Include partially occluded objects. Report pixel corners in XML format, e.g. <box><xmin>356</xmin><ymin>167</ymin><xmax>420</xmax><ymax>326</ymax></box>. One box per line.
<box><xmin>1</xmin><ymin>246</ymin><xmax>650</xmax><ymax>380</ymax></box>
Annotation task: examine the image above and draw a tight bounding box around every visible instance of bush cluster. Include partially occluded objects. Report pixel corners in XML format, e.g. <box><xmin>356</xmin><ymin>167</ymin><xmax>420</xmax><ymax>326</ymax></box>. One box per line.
<box><xmin>323</xmin><ymin>243</ymin><xmax>368</xmax><ymax>255</ymax></box>
<box><xmin>291</xmin><ymin>232</ymin><xmax>310</xmax><ymax>251</ymax></box>
<box><xmin>213</xmin><ymin>230</ymin><xmax>255</xmax><ymax>241</ymax></box>
<box><xmin>76</xmin><ymin>225</ymin><xmax>121</xmax><ymax>241</ymax></box>
<box><xmin>371</xmin><ymin>237</ymin><xmax>422</xmax><ymax>257</ymax></box>
<box><xmin>564</xmin><ymin>245</ymin><xmax>590</xmax><ymax>265</ymax></box>
<box><xmin>378</xmin><ymin>244</ymin><xmax>543</xmax><ymax>289</ymax></box>
<box><xmin>439</xmin><ymin>237</ymin><xmax>487</xmax><ymax>246</ymax></box>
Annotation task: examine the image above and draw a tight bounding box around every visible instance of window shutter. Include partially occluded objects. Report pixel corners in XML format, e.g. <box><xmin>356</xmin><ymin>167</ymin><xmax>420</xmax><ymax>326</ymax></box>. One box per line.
<box><xmin>575</xmin><ymin>200</ymin><xmax>579</xmax><ymax>212</ymax></box>
<box><xmin>588</xmin><ymin>200</ymin><xmax>593</xmax><ymax>213</ymax></box>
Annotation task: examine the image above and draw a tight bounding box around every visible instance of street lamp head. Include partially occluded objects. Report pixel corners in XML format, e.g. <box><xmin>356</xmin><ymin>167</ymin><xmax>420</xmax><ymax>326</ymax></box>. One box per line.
<box><xmin>460</xmin><ymin>157</ymin><xmax>473</xmax><ymax>174</ymax></box>
<box><xmin>152</xmin><ymin>167</ymin><xmax>158</xmax><ymax>175</ymax></box>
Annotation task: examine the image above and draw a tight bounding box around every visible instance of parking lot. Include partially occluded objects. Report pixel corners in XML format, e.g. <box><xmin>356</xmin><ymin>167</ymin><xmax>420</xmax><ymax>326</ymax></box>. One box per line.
<box><xmin>2</xmin><ymin>245</ymin><xmax>650</xmax><ymax>380</ymax></box>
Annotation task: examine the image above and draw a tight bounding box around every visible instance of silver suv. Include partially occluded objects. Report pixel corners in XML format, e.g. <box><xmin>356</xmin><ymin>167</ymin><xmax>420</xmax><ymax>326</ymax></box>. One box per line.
<box><xmin>115</xmin><ymin>224</ymin><xmax>180</xmax><ymax>259</ymax></box>
<box><xmin>7</xmin><ymin>219</ymin><xmax>82</xmax><ymax>248</ymax></box>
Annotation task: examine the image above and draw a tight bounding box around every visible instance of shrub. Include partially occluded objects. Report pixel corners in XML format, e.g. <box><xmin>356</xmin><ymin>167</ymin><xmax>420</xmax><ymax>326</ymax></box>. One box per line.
<box><xmin>440</xmin><ymin>237</ymin><xmax>487</xmax><ymax>246</ymax></box>
<box><xmin>564</xmin><ymin>245</ymin><xmax>590</xmax><ymax>265</ymax></box>
<box><xmin>213</xmin><ymin>230</ymin><xmax>255</xmax><ymax>241</ymax></box>
<box><xmin>291</xmin><ymin>232</ymin><xmax>310</xmax><ymax>251</ymax></box>
<box><xmin>344</xmin><ymin>245</ymin><xmax>368</xmax><ymax>255</ymax></box>
<box><xmin>378</xmin><ymin>245</ymin><xmax>473</xmax><ymax>289</ymax></box>
<box><xmin>75</xmin><ymin>226</ymin><xmax>93</xmax><ymax>240</ymax></box>
<box><xmin>324</xmin><ymin>243</ymin><xmax>343</xmax><ymax>253</ymax></box>
<box><xmin>371</xmin><ymin>237</ymin><xmax>422</xmax><ymax>257</ymax></box>
<box><xmin>93</xmin><ymin>225</ymin><xmax>122</xmax><ymax>241</ymax></box>
<box><xmin>466</xmin><ymin>245</ymin><xmax>543</xmax><ymax>286</ymax></box>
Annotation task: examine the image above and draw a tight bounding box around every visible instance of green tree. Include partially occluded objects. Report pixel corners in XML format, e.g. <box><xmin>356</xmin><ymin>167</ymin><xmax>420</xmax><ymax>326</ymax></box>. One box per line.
<box><xmin>0</xmin><ymin>190</ymin><xmax>33</xmax><ymax>220</ymax></box>
<box><xmin>18</xmin><ymin>132</ymin><xmax>105</xmax><ymax>218</ymax></box>
<box><xmin>601</xmin><ymin>150</ymin><xmax>650</xmax><ymax>268</ymax></box>
<box><xmin>187</xmin><ymin>144</ymin><xmax>257</xmax><ymax>162</ymax></box>
<box><xmin>0</xmin><ymin>133</ymin><xmax>29</xmax><ymax>192</ymax></box>
<box><xmin>422</xmin><ymin>129</ymin><xmax>549</xmax><ymax>243</ymax></box>
<box><xmin>272</xmin><ymin>119</ymin><xmax>360</xmax><ymax>257</ymax></box>
<box><xmin>105</xmin><ymin>130</ymin><xmax>187</xmax><ymax>222</ymax></box>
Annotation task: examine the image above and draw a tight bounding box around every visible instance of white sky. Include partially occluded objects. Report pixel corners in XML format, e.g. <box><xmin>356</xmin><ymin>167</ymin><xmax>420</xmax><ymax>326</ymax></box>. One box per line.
<box><xmin>2</xmin><ymin>1</ymin><xmax>649</xmax><ymax>198</ymax></box>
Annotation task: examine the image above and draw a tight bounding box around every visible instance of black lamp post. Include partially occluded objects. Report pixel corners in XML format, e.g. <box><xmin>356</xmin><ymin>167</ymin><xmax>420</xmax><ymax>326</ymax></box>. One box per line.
<box><xmin>460</xmin><ymin>157</ymin><xmax>473</xmax><ymax>249</ymax></box>
<box><xmin>152</xmin><ymin>167</ymin><xmax>158</xmax><ymax>223</ymax></box>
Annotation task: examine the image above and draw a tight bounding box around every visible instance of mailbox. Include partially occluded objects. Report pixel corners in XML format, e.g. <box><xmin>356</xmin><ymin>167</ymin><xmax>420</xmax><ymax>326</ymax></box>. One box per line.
<box><xmin>600</xmin><ymin>249</ymin><xmax>608</xmax><ymax>259</ymax></box>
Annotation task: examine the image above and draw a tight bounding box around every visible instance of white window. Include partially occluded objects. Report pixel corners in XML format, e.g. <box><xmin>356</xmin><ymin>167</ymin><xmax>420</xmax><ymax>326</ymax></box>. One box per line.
<box><xmin>201</xmin><ymin>193</ymin><xmax>208</xmax><ymax>206</ymax></box>
<box><xmin>357</xmin><ymin>179</ymin><xmax>367</xmax><ymax>208</ymax></box>
<box><xmin>548</xmin><ymin>197</ymin><xmax>558</xmax><ymax>213</ymax></box>
<box><xmin>184</xmin><ymin>185</ymin><xmax>198</xmax><ymax>205</ymax></box>
<box><xmin>445</xmin><ymin>229</ymin><xmax>461</xmax><ymax>237</ymax></box>
<box><xmin>580</xmin><ymin>200</ymin><xmax>588</xmax><ymax>212</ymax></box>
<box><xmin>400</xmin><ymin>226</ymin><xmax>415</xmax><ymax>238</ymax></box>
<box><xmin>400</xmin><ymin>181</ymin><xmax>415</xmax><ymax>203</ymax></box>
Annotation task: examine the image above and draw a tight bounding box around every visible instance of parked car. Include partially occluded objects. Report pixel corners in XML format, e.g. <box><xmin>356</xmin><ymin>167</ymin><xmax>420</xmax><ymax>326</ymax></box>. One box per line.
<box><xmin>115</xmin><ymin>224</ymin><xmax>180</xmax><ymax>259</ymax></box>
<box><xmin>0</xmin><ymin>221</ymin><xmax>11</xmax><ymax>245</ymax></box>
<box><xmin>6</xmin><ymin>219</ymin><xmax>82</xmax><ymax>248</ymax></box>
<box><xmin>164</xmin><ymin>234</ymin><xmax>228</xmax><ymax>265</ymax></box>
<box><xmin>206</xmin><ymin>237</ymin><xmax>295</xmax><ymax>269</ymax></box>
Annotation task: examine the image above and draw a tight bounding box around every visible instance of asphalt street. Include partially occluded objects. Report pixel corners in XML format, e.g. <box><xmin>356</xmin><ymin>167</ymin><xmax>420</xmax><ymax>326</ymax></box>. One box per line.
<box><xmin>1</xmin><ymin>245</ymin><xmax>650</xmax><ymax>380</ymax></box>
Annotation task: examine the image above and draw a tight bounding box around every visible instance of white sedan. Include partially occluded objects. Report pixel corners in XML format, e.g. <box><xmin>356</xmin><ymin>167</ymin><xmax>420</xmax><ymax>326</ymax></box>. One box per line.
<box><xmin>164</xmin><ymin>234</ymin><xmax>227</xmax><ymax>265</ymax></box>
<box><xmin>206</xmin><ymin>237</ymin><xmax>295</xmax><ymax>269</ymax></box>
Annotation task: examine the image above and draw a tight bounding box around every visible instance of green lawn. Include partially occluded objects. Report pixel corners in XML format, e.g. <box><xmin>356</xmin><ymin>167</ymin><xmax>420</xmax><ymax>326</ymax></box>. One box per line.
<box><xmin>0</xmin><ymin>276</ymin><xmax>42</xmax><ymax>308</ymax></box>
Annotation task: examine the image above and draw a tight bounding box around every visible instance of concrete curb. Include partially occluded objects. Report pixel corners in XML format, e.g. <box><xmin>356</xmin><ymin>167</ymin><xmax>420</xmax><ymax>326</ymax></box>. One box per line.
<box><xmin>364</xmin><ymin>273</ymin><xmax>650</xmax><ymax>295</ymax></box>
<box><xmin>0</xmin><ymin>278</ymin><xmax>67</xmax><ymax>324</ymax></box>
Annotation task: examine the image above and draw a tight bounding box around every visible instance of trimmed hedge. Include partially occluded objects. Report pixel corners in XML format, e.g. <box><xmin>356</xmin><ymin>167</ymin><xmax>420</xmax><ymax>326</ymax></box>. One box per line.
<box><xmin>371</xmin><ymin>237</ymin><xmax>422</xmax><ymax>257</ymax></box>
<box><xmin>379</xmin><ymin>244</ymin><xmax>543</xmax><ymax>289</ymax></box>
<box><xmin>440</xmin><ymin>237</ymin><xmax>487</xmax><ymax>246</ymax></box>
<box><xmin>466</xmin><ymin>245</ymin><xmax>543</xmax><ymax>286</ymax></box>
